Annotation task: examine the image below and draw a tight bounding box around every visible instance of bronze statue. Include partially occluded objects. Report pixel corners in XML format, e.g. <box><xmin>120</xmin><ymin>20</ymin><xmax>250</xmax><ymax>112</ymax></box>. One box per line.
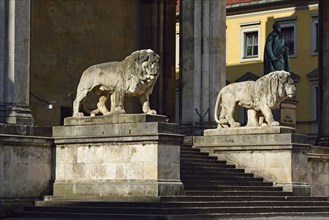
<box><xmin>264</xmin><ymin>22</ymin><xmax>290</xmax><ymax>74</ymax></box>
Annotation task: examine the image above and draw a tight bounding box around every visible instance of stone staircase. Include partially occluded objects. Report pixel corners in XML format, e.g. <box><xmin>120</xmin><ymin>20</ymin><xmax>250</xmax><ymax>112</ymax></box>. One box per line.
<box><xmin>9</xmin><ymin>144</ymin><xmax>329</xmax><ymax>219</ymax></box>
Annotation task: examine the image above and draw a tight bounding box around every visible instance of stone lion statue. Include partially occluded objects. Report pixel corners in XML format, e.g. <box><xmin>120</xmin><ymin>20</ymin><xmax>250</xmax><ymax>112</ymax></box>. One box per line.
<box><xmin>214</xmin><ymin>71</ymin><xmax>296</xmax><ymax>128</ymax></box>
<box><xmin>72</xmin><ymin>49</ymin><xmax>160</xmax><ymax>117</ymax></box>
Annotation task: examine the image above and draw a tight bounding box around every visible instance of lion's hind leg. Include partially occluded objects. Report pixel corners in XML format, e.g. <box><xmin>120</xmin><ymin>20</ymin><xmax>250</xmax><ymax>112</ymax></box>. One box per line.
<box><xmin>109</xmin><ymin>91</ymin><xmax>126</xmax><ymax>114</ymax></box>
<box><xmin>96</xmin><ymin>95</ymin><xmax>110</xmax><ymax>116</ymax></box>
<box><xmin>222</xmin><ymin>103</ymin><xmax>240</xmax><ymax>128</ymax></box>
<box><xmin>73</xmin><ymin>89</ymin><xmax>89</xmax><ymax>117</ymax></box>
<box><xmin>217</xmin><ymin>108</ymin><xmax>229</xmax><ymax>128</ymax></box>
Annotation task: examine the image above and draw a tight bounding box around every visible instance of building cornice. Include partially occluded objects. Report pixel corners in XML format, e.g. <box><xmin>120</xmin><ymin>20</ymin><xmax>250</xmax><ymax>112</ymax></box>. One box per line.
<box><xmin>227</xmin><ymin>3</ymin><xmax>318</xmax><ymax>19</ymax></box>
<box><xmin>227</xmin><ymin>0</ymin><xmax>318</xmax><ymax>16</ymax></box>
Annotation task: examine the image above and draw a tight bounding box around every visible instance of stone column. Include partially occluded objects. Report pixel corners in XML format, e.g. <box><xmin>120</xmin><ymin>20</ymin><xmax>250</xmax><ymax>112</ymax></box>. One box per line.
<box><xmin>180</xmin><ymin>0</ymin><xmax>226</xmax><ymax>135</ymax></box>
<box><xmin>139</xmin><ymin>0</ymin><xmax>176</xmax><ymax>122</ymax></box>
<box><xmin>316</xmin><ymin>0</ymin><xmax>329</xmax><ymax>146</ymax></box>
<box><xmin>0</xmin><ymin>0</ymin><xmax>33</xmax><ymax>125</ymax></box>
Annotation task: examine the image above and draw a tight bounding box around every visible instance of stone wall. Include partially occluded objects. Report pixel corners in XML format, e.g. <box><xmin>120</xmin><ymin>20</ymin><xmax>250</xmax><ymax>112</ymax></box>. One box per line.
<box><xmin>30</xmin><ymin>0</ymin><xmax>177</xmax><ymax>126</ymax></box>
<box><xmin>0</xmin><ymin>130</ymin><xmax>53</xmax><ymax>217</ymax></box>
<box><xmin>0</xmin><ymin>135</ymin><xmax>53</xmax><ymax>198</ymax></box>
<box><xmin>308</xmin><ymin>148</ymin><xmax>329</xmax><ymax>196</ymax></box>
<box><xmin>30</xmin><ymin>0</ymin><xmax>140</xmax><ymax>126</ymax></box>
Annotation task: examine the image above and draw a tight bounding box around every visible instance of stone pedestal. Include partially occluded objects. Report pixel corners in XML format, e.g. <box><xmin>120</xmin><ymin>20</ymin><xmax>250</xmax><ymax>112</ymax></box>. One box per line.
<box><xmin>279</xmin><ymin>99</ymin><xmax>297</xmax><ymax>128</ymax></box>
<box><xmin>194</xmin><ymin>126</ymin><xmax>311</xmax><ymax>196</ymax></box>
<box><xmin>52</xmin><ymin>114</ymin><xmax>184</xmax><ymax>197</ymax></box>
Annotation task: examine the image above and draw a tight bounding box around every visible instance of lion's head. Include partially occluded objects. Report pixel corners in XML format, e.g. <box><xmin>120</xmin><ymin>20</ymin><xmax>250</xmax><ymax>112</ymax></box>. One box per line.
<box><xmin>264</xmin><ymin>71</ymin><xmax>296</xmax><ymax>108</ymax></box>
<box><xmin>140</xmin><ymin>49</ymin><xmax>160</xmax><ymax>84</ymax></box>
<box><xmin>123</xmin><ymin>49</ymin><xmax>160</xmax><ymax>95</ymax></box>
<box><xmin>126</xmin><ymin>49</ymin><xmax>159</xmax><ymax>81</ymax></box>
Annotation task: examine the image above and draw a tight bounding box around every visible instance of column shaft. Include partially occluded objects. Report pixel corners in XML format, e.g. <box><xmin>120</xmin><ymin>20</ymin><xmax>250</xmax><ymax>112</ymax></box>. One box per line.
<box><xmin>0</xmin><ymin>0</ymin><xmax>33</xmax><ymax>125</ymax></box>
<box><xmin>317</xmin><ymin>0</ymin><xmax>329</xmax><ymax>146</ymax></box>
<box><xmin>140</xmin><ymin>0</ymin><xmax>176</xmax><ymax>122</ymax></box>
<box><xmin>180</xmin><ymin>0</ymin><xmax>226</xmax><ymax>134</ymax></box>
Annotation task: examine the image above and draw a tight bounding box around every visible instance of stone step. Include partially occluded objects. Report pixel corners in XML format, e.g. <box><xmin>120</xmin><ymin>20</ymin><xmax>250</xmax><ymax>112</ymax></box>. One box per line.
<box><xmin>182</xmin><ymin>181</ymin><xmax>273</xmax><ymax>186</ymax></box>
<box><xmin>34</xmin><ymin>200</ymin><xmax>329</xmax><ymax>208</ymax></box>
<box><xmin>180</xmin><ymin>145</ymin><xmax>200</xmax><ymax>151</ymax></box>
<box><xmin>180</xmin><ymin>149</ymin><xmax>214</xmax><ymax>155</ymax></box>
<box><xmin>161</xmin><ymin>195</ymin><xmax>329</xmax><ymax>202</ymax></box>
<box><xmin>20</xmin><ymin>205</ymin><xmax>329</xmax><ymax>215</ymax></box>
<box><xmin>12</xmin><ymin>211</ymin><xmax>329</xmax><ymax>220</ymax></box>
<box><xmin>40</xmin><ymin>195</ymin><xmax>329</xmax><ymax>203</ymax></box>
<box><xmin>181</xmin><ymin>164</ymin><xmax>237</xmax><ymax>170</ymax></box>
<box><xmin>181</xmin><ymin>154</ymin><xmax>218</xmax><ymax>160</ymax></box>
<box><xmin>13</xmin><ymin>211</ymin><xmax>329</xmax><ymax>220</ymax></box>
<box><xmin>183</xmin><ymin>185</ymin><xmax>283</xmax><ymax>191</ymax></box>
<box><xmin>185</xmin><ymin>190</ymin><xmax>294</xmax><ymax>196</ymax></box>
<box><xmin>180</xmin><ymin>152</ymin><xmax>210</xmax><ymax>160</ymax></box>
<box><xmin>181</xmin><ymin>175</ymin><xmax>263</xmax><ymax>180</ymax></box>
<box><xmin>180</xmin><ymin>158</ymin><xmax>227</xmax><ymax>164</ymax></box>
<box><xmin>180</xmin><ymin>162</ymin><xmax>236</xmax><ymax>169</ymax></box>
<box><xmin>181</xmin><ymin>167</ymin><xmax>245</xmax><ymax>173</ymax></box>
<box><xmin>181</xmin><ymin>171</ymin><xmax>254</xmax><ymax>178</ymax></box>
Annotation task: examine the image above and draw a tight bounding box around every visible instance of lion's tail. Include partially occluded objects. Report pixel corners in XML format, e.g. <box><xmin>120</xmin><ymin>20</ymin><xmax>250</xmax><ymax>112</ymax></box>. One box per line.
<box><xmin>214</xmin><ymin>90</ymin><xmax>222</xmax><ymax>124</ymax></box>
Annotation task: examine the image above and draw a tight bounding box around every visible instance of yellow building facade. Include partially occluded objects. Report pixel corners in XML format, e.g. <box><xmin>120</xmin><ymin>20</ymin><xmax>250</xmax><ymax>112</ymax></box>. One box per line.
<box><xmin>226</xmin><ymin>3</ymin><xmax>319</xmax><ymax>135</ymax></box>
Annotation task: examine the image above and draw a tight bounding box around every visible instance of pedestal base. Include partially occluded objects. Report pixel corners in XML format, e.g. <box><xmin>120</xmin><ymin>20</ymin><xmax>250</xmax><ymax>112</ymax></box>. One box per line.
<box><xmin>53</xmin><ymin>180</ymin><xmax>183</xmax><ymax>197</ymax></box>
<box><xmin>52</xmin><ymin>114</ymin><xmax>184</xmax><ymax>197</ymax></box>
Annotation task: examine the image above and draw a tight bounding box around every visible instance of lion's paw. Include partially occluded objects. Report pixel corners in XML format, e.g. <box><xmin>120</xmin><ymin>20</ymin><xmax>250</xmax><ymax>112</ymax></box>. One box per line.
<box><xmin>269</xmin><ymin>121</ymin><xmax>280</xmax><ymax>126</ymax></box>
<box><xmin>73</xmin><ymin>112</ymin><xmax>84</xmax><ymax>117</ymax></box>
<box><xmin>231</xmin><ymin>122</ymin><xmax>241</xmax><ymax>127</ymax></box>
<box><xmin>146</xmin><ymin>110</ymin><xmax>157</xmax><ymax>115</ymax></box>
<box><xmin>217</xmin><ymin>124</ymin><xmax>229</xmax><ymax>129</ymax></box>
<box><xmin>112</xmin><ymin>109</ymin><xmax>126</xmax><ymax>114</ymax></box>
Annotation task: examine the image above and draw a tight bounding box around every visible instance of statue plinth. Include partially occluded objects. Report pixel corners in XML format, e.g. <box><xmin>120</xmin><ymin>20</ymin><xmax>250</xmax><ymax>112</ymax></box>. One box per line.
<box><xmin>64</xmin><ymin>114</ymin><xmax>169</xmax><ymax>126</ymax></box>
<box><xmin>52</xmin><ymin>114</ymin><xmax>184</xmax><ymax>198</ymax></box>
<box><xmin>279</xmin><ymin>99</ymin><xmax>298</xmax><ymax>128</ymax></box>
<box><xmin>204</xmin><ymin>126</ymin><xmax>295</xmax><ymax>136</ymax></box>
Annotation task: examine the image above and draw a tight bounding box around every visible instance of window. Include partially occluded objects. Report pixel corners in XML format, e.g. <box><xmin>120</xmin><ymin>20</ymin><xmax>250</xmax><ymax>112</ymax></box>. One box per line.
<box><xmin>240</xmin><ymin>25</ymin><xmax>260</xmax><ymax>62</ymax></box>
<box><xmin>245</xmin><ymin>32</ymin><xmax>258</xmax><ymax>57</ymax></box>
<box><xmin>279</xmin><ymin>22</ymin><xmax>297</xmax><ymax>57</ymax></box>
<box><xmin>311</xmin><ymin>18</ymin><xmax>318</xmax><ymax>55</ymax></box>
<box><xmin>281</xmin><ymin>26</ymin><xmax>294</xmax><ymax>55</ymax></box>
<box><xmin>307</xmin><ymin>68</ymin><xmax>319</xmax><ymax>134</ymax></box>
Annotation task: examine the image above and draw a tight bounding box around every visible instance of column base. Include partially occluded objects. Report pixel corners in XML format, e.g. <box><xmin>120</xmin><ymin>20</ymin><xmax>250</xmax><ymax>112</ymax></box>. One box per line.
<box><xmin>0</xmin><ymin>104</ymin><xmax>34</xmax><ymax>126</ymax></box>
<box><xmin>315</xmin><ymin>137</ymin><xmax>329</xmax><ymax>147</ymax></box>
